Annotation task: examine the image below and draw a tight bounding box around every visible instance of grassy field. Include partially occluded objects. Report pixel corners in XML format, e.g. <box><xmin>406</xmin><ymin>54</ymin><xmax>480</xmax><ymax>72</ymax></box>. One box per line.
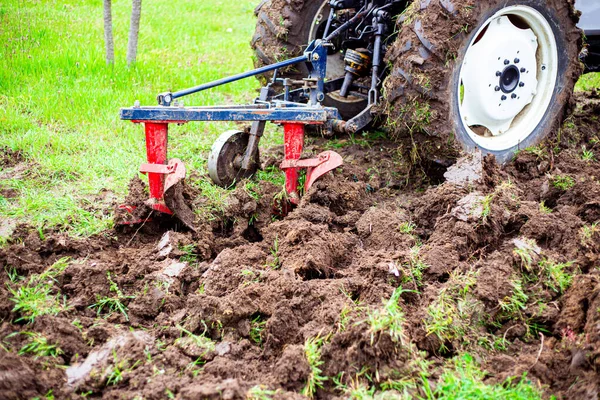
<box><xmin>0</xmin><ymin>0</ymin><xmax>266</xmax><ymax>238</ymax></box>
<box><xmin>0</xmin><ymin>0</ymin><xmax>598</xmax><ymax>240</ymax></box>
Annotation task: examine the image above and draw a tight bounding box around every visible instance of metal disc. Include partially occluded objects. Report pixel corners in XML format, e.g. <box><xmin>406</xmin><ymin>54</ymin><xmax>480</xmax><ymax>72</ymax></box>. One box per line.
<box><xmin>208</xmin><ymin>130</ymin><xmax>259</xmax><ymax>187</ymax></box>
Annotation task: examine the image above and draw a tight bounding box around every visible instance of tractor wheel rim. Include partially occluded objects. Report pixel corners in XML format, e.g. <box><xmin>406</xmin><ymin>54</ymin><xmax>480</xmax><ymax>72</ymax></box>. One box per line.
<box><xmin>458</xmin><ymin>6</ymin><xmax>558</xmax><ymax>151</ymax></box>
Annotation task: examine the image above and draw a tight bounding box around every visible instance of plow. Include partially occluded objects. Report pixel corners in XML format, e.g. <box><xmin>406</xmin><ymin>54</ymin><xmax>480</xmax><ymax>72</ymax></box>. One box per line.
<box><xmin>119</xmin><ymin>0</ymin><xmax>598</xmax><ymax>227</ymax></box>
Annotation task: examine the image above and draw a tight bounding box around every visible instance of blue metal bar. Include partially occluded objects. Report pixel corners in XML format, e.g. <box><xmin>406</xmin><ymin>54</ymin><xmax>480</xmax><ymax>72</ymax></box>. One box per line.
<box><xmin>170</xmin><ymin>54</ymin><xmax>309</xmax><ymax>100</ymax></box>
<box><xmin>120</xmin><ymin>105</ymin><xmax>341</xmax><ymax>123</ymax></box>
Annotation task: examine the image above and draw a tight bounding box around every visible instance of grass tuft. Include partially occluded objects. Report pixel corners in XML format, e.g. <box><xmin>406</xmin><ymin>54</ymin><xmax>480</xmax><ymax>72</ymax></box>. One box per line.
<box><xmin>362</xmin><ymin>287</ymin><xmax>412</xmax><ymax>345</ymax></box>
<box><xmin>302</xmin><ymin>334</ymin><xmax>329</xmax><ymax>398</ymax></box>
<box><xmin>13</xmin><ymin>332</ymin><xmax>62</xmax><ymax>358</ymax></box>
<box><xmin>433</xmin><ymin>354</ymin><xmax>543</xmax><ymax>399</ymax></box>
<box><xmin>89</xmin><ymin>272</ymin><xmax>134</xmax><ymax>321</ymax></box>
<box><xmin>9</xmin><ymin>257</ymin><xmax>70</xmax><ymax>323</ymax></box>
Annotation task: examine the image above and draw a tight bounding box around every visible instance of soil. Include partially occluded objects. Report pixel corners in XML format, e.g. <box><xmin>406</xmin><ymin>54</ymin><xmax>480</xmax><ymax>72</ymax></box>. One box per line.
<box><xmin>0</xmin><ymin>92</ymin><xmax>599</xmax><ymax>399</ymax></box>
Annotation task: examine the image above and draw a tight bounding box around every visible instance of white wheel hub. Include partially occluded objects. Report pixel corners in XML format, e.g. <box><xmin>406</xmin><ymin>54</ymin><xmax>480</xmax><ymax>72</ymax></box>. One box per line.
<box><xmin>458</xmin><ymin>6</ymin><xmax>558</xmax><ymax>151</ymax></box>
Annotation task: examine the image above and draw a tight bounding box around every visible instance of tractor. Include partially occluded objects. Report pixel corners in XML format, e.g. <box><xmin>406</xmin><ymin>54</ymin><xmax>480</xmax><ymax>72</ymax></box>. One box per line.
<box><xmin>120</xmin><ymin>0</ymin><xmax>600</xmax><ymax>226</ymax></box>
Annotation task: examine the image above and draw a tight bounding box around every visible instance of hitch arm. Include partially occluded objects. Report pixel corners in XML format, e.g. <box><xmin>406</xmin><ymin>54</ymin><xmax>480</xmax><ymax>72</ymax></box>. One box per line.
<box><xmin>158</xmin><ymin>54</ymin><xmax>309</xmax><ymax>106</ymax></box>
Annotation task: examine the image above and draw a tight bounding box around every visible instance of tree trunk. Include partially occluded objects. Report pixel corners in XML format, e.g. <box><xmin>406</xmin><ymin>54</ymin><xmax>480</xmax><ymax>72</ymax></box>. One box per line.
<box><xmin>126</xmin><ymin>0</ymin><xmax>142</xmax><ymax>66</ymax></box>
<box><xmin>103</xmin><ymin>0</ymin><xmax>114</xmax><ymax>65</ymax></box>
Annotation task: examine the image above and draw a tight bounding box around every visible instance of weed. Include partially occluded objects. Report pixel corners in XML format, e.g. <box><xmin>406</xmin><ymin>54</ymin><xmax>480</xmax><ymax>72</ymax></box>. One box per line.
<box><xmin>266</xmin><ymin>236</ymin><xmax>280</xmax><ymax>269</ymax></box>
<box><xmin>524</xmin><ymin>145</ymin><xmax>547</xmax><ymax>159</ymax></box>
<box><xmin>434</xmin><ymin>354</ymin><xmax>543</xmax><ymax>399</ymax></box>
<box><xmin>551</xmin><ymin>175</ymin><xmax>575</xmax><ymax>191</ymax></box>
<box><xmin>479</xmin><ymin>194</ymin><xmax>493</xmax><ymax>221</ymax></box>
<box><xmin>539</xmin><ymin>201</ymin><xmax>552</xmax><ymax>214</ymax></box>
<box><xmin>254</xmin><ymin>166</ymin><xmax>286</xmax><ymax>187</ymax></box>
<box><xmin>513</xmin><ymin>238</ymin><xmax>540</xmax><ymax>270</ymax></box>
<box><xmin>580</xmin><ymin>223</ymin><xmax>598</xmax><ymax>246</ymax></box>
<box><xmin>193</xmin><ymin>180</ymin><xmax>230</xmax><ymax>221</ymax></box>
<box><xmin>581</xmin><ymin>146</ymin><xmax>596</xmax><ymax>162</ymax></box>
<box><xmin>244</xmin><ymin>181</ymin><xmax>261</xmax><ymax>200</ymax></box>
<box><xmin>5</xmin><ymin>266</ymin><xmax>19</xmax><ymax>283</ymax></box>
<box><xmin>179</xmin><ymin>244</ymin><xmax>198</xmax><ymax>264</ymax></box>
<box><xmin>539</xmin><ymin>259</ymin><xmax>575</xmax><ymax>294</ymax></box>
<box><xmin>398</xmin><ymin>221</ymin><xmax>416</xmax><ymax>234</ymax></box>
<box><xmin>247</xmin><ymin>385</ymin><xmax>276</xmax><ymax>400</ymax></box>
<box><xmin>14</xmin><ymin>332</ymin><xmax>62</xmax><ymax>358</ymax></box>
<box><xmin>498</xmin><ymin>277</ymin><xmax>528</xmax><ymax>319</ymax></box>
<box><xmin>362</xmin><ymin>287</ymin><xmax>413</xmax><ymax>345</ymax></box>
<box><xmin>424</xmin><ymin>271</ymin><xmax>482</xmax><ymax>350</ymax></box>
<box><xmin>197</xmin><ymin>282</ymin><xmax>206</xmax><ymax>295</ymax></box>
<box><xmin>105</xmin><ymin>350</ymin><xmax>140</xmax><ymax>386</ymax></box>
<box><xmin>89</xmin><ymin>272</ymin><xmax>135</xmax><ymax>321</ymax></box>
<box><xmin>302</xmin><ymin>334</ymin><xmax>329</xmax><ymax>398</ymax></box>
<box><xmin>9</xmin><ymin>257</ymin><xmax>70</xmax><ymax>323</ymax></box>
<box><xmin>249</xmin><ymin>315</ymin><xmax>267</xmax><ymax>346</ymax></box>
<box><xmin>175</xmin><ymin>323</ymin><xmax>215</xmax><ymax>354</ymax></box>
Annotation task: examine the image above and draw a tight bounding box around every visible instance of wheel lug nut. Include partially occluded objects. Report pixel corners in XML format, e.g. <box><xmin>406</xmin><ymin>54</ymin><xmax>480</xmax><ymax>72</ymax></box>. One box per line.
<box><xmin>514</xmin><ymin>58</ymin><xmax>520</xmax><ymax>63</ymax></box>
<box><xmin>519</xmin><ymin>82</ymin><xmax>525</xmax><ymax>87</ymax></box>
<box><xmin>511</xmin><ymin>94</ymin><xmax>517</xmax><ymax>99</ymax></box>
<box><xmin>495</xmin><ymin>86</ymin><xmax>500</xmax><ymax>91</ymax></box>
<box><xmin>520</xmin><ymin>68</ymin><xmax>526</xmax><ymax>73</ymax></box>
<box><xmin>504</xmin><ymin>59</ymin><xmax>510</xmax><ymax>65</ymax></box>
<box><xmin>501</xmin><ymin>95</ymin><xmax>507</xmax><ymax>101</ymax></box>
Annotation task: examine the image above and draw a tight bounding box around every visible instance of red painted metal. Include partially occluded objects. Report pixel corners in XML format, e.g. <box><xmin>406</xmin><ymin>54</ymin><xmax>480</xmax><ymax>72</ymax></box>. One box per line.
<box><xmin>140</xmin><ymin>163</ymin><xmax>174</xmax><ymax>174</ymax></box>
<box><xmin>304</xmin><ymin>151</ymin><xmax>343</xmax><ymax>191</ymax></box>
<box><xmin>283</xmin><ymin>123</ymin><xmax>305</xmax><ymax>203</ymax></box>
<box><xmin>281</xmin><ymin>123</ymin><xmax>344</xmax><ymax>203</ymax></box>
<box><xmin>144</xmin><ymin>122</ymin><xmax>169</xmax><ymax>204</ymax></box>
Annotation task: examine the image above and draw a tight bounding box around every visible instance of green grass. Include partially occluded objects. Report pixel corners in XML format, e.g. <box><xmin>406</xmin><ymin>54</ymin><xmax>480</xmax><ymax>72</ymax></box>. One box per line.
<box><xmin>8</xmin><ymin>257</ymin><xmax>70</xmax><ymax>323</ymax></box>
<box><xmin>576</xmin><ymin>72</ymin><xmax>600</xmax><ymax>92</ymax></box>
<box><xmin>302</xmin><ymin>334</ymin><xmax>328</xmax><ymax>398</ymax></box>
<box><xmin>0</xmin><ymin>0</ymin><xmax>597</xmax><ymax>240</ymax></box>
<box><xmin>89</xmin><ymin>272</ymin><xmax>134</xmax><ymax>321</ymax></box>
<box><xmin>0</xmin><ymin>0</ymin><xmax>271</xmax><ymax>237</ymax></box>
<box><xmin>362</xmin><ymin>287</ymin><xmax>412</xmax><ymax>346</ymax></box>
<box><xmin>433</xmin><ymin>354</ymin><xmax>544</xmax><ymax>399</ymax></box>
<box><xmin>13</xmin><ymin>332</ymin><xmax>62</xmax><ymax>358</ymax></box>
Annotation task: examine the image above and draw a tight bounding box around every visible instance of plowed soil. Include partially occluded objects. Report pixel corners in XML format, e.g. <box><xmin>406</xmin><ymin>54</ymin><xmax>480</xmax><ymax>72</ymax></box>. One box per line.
<box><xmin>0</xmin><ymin>91</ymin><xmax>599</xmax><ymax>399</ymax></box>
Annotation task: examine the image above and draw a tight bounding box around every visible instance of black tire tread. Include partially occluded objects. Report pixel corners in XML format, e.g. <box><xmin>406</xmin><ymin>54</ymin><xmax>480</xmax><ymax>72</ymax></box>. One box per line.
<box><xmin>382</xmin><ymin>0</ymin><xmax>583</xmax><ymax>162</ymax></box>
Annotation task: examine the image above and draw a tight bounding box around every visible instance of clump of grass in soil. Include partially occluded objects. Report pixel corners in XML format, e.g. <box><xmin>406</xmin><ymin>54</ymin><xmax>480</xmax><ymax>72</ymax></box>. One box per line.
<box><xmin>433</xmin><ymin>354</ymin><xmax>543</xmax><ymax>399</ymax></box>
<box><xmin>247</xmin><ymin>385</ymin><xmax>277</xmax><ymax>400</ymax></box>
<box><xmin>302</xmin><ymin>334</ymin><xmax>329</xmax><ymax>398</ymax></box>
<box><xmin>249</xmin><ymin>314</ymin><xmax>267</xmax><ymax>346</ymax></box>
<box><xmin>104</xmin><ymin>350</ymin><xmax>140</xmax><ymax>387</ymax></box>
<box><xmin>362</xmin><ymin>286</ymin><xmax>412</xmax><ymax>345</ymax></box>
<box><xmin>8</xmin><ymin>257</ymin><xmax>70</xmax><ymax>323</ymax></box>
<box><xmin>7</xmin><ymin>332</ymin><xmax>63</xmax><ymax>358</ymax></box>
<box><xmin>424</xmin><ymin>270</ymin><xmax>487</xmax><ymax>351</ymax></box>
<box><xmin>89</xmin><ymin>272</ymin><xmax>135</xmax><ymax>321</ymax></box>
<box><xmin>175</xmin><ymin>323</ymin><xmax>216</xmax><ymax>354</ymax></box>
<box><xmin>551</xmin><ymin>175</ymin><xmax>575</xmax><ymax>191</ymax></box>
<box><xmin>538</xmin><ymin>259</ymin><xmax>575</xmax><ymax>294</ymax></box>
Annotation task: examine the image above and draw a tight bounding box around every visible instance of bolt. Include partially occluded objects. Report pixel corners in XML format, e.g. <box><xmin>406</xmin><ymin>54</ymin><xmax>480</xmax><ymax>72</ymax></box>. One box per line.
<box><xmin>496</xmin><ymin>71</ymin><xmax>502</xmax><ymax>77</ymax></box>
<box><xmin>313</xmin><ymin>54</ymin><xmax>320</xmax><ymax>61</ymax></box>
<box><xmin>541</xmin><ymin>65</ymin><xmax>546</xmax><ymax>71</ymax></box>
<box><xmin>520</xmin><ymin>67</ymin><xmax>526</xmax><ymax>73</ymax></box>
<box><xmin>495</xmin><ymin>86</ymin><xmax>500</xmax><ymax>91</ymax></box>
<box><xmin>519</xmin><ymin>82</ymin><xmax>525</xmax><ymax>87</ymax></box>
<box><xmin>504</xmin><ymin>59</ymin><xmax>510</xmax><ymax>65</ymax></box>
<box><xmin>511</xmin><ymin>94</ymin><xmax>517</xmax><ymax>99</ymax></box>
<box><xmin>514</xmin><ymin>58</ymin><xmax>520</xmax><ymax>64</ymax></box>
<box><xmin>501</xmin><ymin>95</ymin><xmax>507</xmax><ymax>101</ymax></box>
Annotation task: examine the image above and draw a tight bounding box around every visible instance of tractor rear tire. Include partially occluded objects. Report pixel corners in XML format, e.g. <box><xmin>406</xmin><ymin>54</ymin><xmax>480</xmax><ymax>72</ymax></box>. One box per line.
<box><xmin>383</xmin><ymin>0</ymin><xmax>583</xmax><ymax>164</ymax></box>
<box><xmin>251</xmin><ymin>0</ymin><xmax>367</xmax><ymax>120</ymax></box>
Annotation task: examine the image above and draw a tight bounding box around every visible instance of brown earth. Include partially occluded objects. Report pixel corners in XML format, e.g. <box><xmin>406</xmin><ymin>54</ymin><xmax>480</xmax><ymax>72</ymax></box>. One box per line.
<box><xmin>0</xmin><ymin>91</ymin><xmax>599</xmax><ymax>399</ymax></box>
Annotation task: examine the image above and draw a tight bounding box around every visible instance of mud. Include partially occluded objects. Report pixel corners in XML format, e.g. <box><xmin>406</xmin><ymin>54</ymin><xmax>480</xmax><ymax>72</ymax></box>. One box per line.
<box><xmin>0</xmin><ymin>92</ymin><xmax>599</xmax><ymax>399</ymax></box>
